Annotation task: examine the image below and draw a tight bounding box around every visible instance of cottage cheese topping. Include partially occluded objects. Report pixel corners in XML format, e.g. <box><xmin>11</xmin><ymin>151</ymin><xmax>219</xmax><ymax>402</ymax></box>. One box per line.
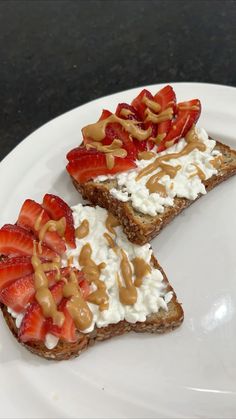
<box><xmin>62</xmin><ymin>204</ymin><xmax>172</xmax><ymax>331</ymax></box>
<box><xmin>95</xmin><ymin>128</ymin><xmax>222</xmax><ymax>216</ymax></box>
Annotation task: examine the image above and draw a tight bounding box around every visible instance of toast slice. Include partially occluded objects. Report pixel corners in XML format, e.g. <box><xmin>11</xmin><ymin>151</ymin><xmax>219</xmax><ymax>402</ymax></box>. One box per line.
<box><xmin>0</xmin><ymin>255</ymin><xmax>183</xmax><ymax>361</ymax></box>
<box><xmin>74</xmin><ymin>140</ymin><xmax>236</xmax><ymax>245</ymax></box>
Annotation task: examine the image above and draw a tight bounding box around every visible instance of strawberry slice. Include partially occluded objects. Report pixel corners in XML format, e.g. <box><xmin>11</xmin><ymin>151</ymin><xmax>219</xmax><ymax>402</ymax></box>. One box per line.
<box><xmin>47</xmin><ymin>299</ymin><xmax>77</xmax><ymax>343</ymax></box>
<box><xmin>1</xmin><ymin>224</ymin><xmax>35</xmax><ymax>238</ymax></box>
<box><xmin>42</xmin><ymin>194</ymin><xmax>76</xmax><ymax>249</ymax></box>
<box><xmin>0</xmin><ymin>273</ymin><xmax>35</xmax><ymax>312</ymax></box>
<box><xmin>66</xmin><ymin>154</ymin><xmax>136</xmax><ymax>183</ymax></box>
<box><xmin>131</xmin><ymin>89</ymin><xmax>154</xmax><ymax>120</ymax></box>
<box><xmin>157</xmin><ymin>99</ymin><xmax>201</xmax><ymax>152</ymax></box>
<box><xmin>17</xmin><ymin>199</ymin><xmax>66</xmax><ymax>255</ymax></box>
<box><xmin>98</xmin><ymin>109</ymin><xmax>112</xmax><ymax>121</ymax></box>
<box><xmin>19</xmin><ymin>302</ymin><xmax>46</xmax><ymax>343</ymax></box>
<box><xmin>104</xmin><ymin>122</ymin><xmax>137</xmax><ymax>158</ymax></box>
<box><xmin>0</xmin><ymin>226</ymin><xmax>58</xmax><ymax>260</ymax></box>
<box><xmin>0</xmin><ymin>256</ymin><xmax>33</xmax><ymax>291</ymax></box>
<box><xmin>154</xmin><ymin>85</ymin><xmax>176</xmax><ymax>137</ymax></box>
<box><xmin>0</xmin><ymin>268</ymin><xmax>63</xmax><ymax>313</ymax></box>
<box><xmin>50</xmin><ymin>280</ymin><xmax>64</xmax><ymax>305</ymax></box>
<box><xmin>66</xmin><ymin>147</ymin><xmax>99</xmax><ymax>162</ymax></box>
<box><xmin>115</xmin><ymin>103</ymin><xmax>139</xmax><ymax>121</ymax></box>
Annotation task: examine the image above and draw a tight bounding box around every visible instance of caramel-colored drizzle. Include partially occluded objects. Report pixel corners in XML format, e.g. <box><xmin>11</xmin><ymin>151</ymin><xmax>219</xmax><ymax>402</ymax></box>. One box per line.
<box><xmin>132</xmin><ymin>257</ymin><xmax>151</xmax><ymax>287</ymax></box>
<box><xmin>35</xmin><ymin>217</ymin><xmax>66</xmax><ymax>243</ymax></box>
<box><xmin>105</xmin><ymin>213</ymin><xmax>120</xmax><ymax>235</ymax></box>
<box><xmin>63</xmin><ymin>271</ymin><xmax>93</xmax><ymax>331</ymax></box>
<box><xmin>149</xmin><ymin>133</ymin><xmax>166</xmax><ymax>145</ymax></box>
<box><xmin>118</xmin><ymin>249</ymin><xmax>137</xmax><ymax>305</ymax></box>
<box><xmin>136</xmin><ymin>126</ymin><xmax>207</xmax><ymax>195</ymax></box>
<box><xmin>189</xmin><ymin>164</ymin><xmax>206</xmax><ymax>181</ymax></box>
<box><xmin>144</xmin><ymin>107</ymin><xmax>173</xmax><ymax>124</ymax></box>
<box><xmin>142</xmin><ymin>96</ymin><xmax>161</xmax><ymax>113</ymax></box>
<box><xmin>138</xmin><ymin>151</ymin><xmax>156</xmax><ymax>160</ymax></box>
<box><xmin>82</xmin><ymin>114</ymin><xmax>152</xmax><ymax>142</ymax></box>
<box><xmin>75</xmin><ymin>219</ymin><xmax>90</xmax><ymax>239</ymax></box>
<box><xmin>79</xmin><ymin>244</ymin><xmax>109</xmax><ymax>311</ymax></box>
<box><xmin>31</xmin><ymin>242</ymin><xmax>65</xmax><ymax>327</ymax></box>
<box><xmin>120</xmin><ymin>108</ymin><xmax>134</xmax><ymax>117</ymax></box>
<box><xmin>86</xmin><ymin>139</ymin><xmax>127</xmax><ymax>169</ymax></box>
<box><xmin>103</xmin><ymin>232</ymin><xmax>117</xmax><ymax>252</ymax></box>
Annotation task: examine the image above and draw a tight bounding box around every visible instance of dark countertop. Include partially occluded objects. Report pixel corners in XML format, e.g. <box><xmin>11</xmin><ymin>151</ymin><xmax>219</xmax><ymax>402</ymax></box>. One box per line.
<box><xmin>0</xmin><ymin>0</ymin><xmax>236</xmax><ymax>161</ymax></box>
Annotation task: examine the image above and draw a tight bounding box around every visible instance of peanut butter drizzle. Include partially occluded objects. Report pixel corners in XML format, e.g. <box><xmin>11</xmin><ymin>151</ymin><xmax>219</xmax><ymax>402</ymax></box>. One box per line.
<box><xmin>150</xmin><ymin>133</ymin><xmax>166</xmax><ymax>145</ymax></box>
<box><xmin>75</xmin><ymin>219</ymin><xmax>90</xmax><ymax>239</ymax></box>
<box><xmin>63</xmin><ymin>271</ymin><xmax>93</xmax><ymax>331</ymax></box>
<box><xmin>120</xmin><ymin>108</ymin><xmax>134</xmax><ymax>117</ymax></box>
<box><xmin>34</xmin><ymin>216</ymin><xmax>66</xmax><ymax>243</ymax></box>
<box><xmin>79</xmin><ymin>244</ymin><xmax>109</xmax><ymax>311</ymax></box>
<box><xmin>31</xmin><ymin>242</ymin><xmax>65</xmax><ymax>327</ymax></box>
<box><xmin>136</xmin><ymin>141</ymin><xmax>206</xmax><ymax>181</ymax></box>
<box><xmin>132</xmin><ymin>257</ymin><xmax>151</xmax><ymax>287</ymax></box>
<box><xmin>103</xmin><ymin>232</ymin><xmax>117</xmax><ymax>254</ymax></box>
<box><xmin>138</xmin><ymin>151</ymin><xmax>156</xmax><ymax>160</ymax></box>
<box><xmin>189</xmin><ymin>164</ymin><xmax>206</xmax><ymax>181</ymax></box>
<box><xmin>82</xmin><ymin>114</ymin><xmax>152</xmax><ymax>142</ymax></box>
<box><xmin>146</xmin><ymin>163</ymin><xmax>181</xmax><ymax>194</ymax></box>
<box><xmin>86</xmin><ymin>138</ymin><xmax>127</xmax><ymax>169</ymax></box>
<box><xmin>144</xmin><ymin>107</ymin><xmax>173</xmax><ymax>124</ymax></box>
<box><xmin>105</xmin><ymin>213</ymin><xmax>120</xmax><ymax>235</ymax></box>
<box><xmin>210</xmin><ymin>155</ymin><xmax>223</xmax><ymax>169</ymax></box>
<box><xmin>119</xmin><ymin>249</ymin><xmax>137</xmax><ymax>305</ymax></box>
<box><xmin>135</xmin><ymin>126</ymin><xmax>207</xmax><ymax>195</ymax></box>
<box><xmin>142</xmin><ymin>96</ymin><xmax>161</xmax><ymax>113</ymax></box>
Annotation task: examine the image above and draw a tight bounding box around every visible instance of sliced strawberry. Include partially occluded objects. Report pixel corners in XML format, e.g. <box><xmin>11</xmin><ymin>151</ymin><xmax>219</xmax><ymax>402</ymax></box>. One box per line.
<box><xmin>47</xmin><ymin>299</ymin><xmax>77</xmax><ymax>343</ymax></box>
<box><xmin>0</xmin><ymin>273</ymin><xmax>35</xmax><ymax>312</ymax></box>
<box><xmin>0</xmin><ymin>256</ymin><xmax>33</xmax><ymax>291</ymax></box>
<box><xmin>66</xmin><ymin>146</ymin><xmax>100</xmax><ymax>162</ymax></box>
<box><xmin>157</xmin><ymin>99</ymin><xmax>201</xmax><ymax>152</ymax></box>
<box><xmin>98</xmin><ymin>109</ymin><xmax>112</xmax><ymax>121</ymax></box>
<box><xmin>17</xmin><ymin>199</ymin><xmax>66</xmax><ymax>255</ymax></box>
<box><xmin>42</xmin><ymin>194</ymin><xmax>76</xmax><ymax>249</ymax></box>
<box><xmin>79</xmin><ymin>279</ymin><xmax>90</xmax><ymax>300</ymax></box>
<box><xmin>67</xmin><ymin>154</ymin><xmax>136</xmax><ymax>183</ymax></box>
<box><xmin>50</xmin><ymin>280</ymin><xmax>64</xmax><ymax>305</ymax></box>
<box><xmin>19</xmin><ymin>302</ymin><xmax>46</xmax><ymax>343</ymax></box>
<box><xmin>1</xmin><ymin>224</ymin><xmax>35</xmax><ymax>238</ymax></box>
<box><xmin>131</xmin><ymin>89</ymin><xmax>154</xmax><ymax>120</ymax></box>
<box><xmin>154</xmin><ymin>85</ymin><xmax>176</xmax><ymax>137</ymax></box>
<box><xmin>104</xmin><ymin>122</ymin><xmax>137</xmax><ymax>158</ymax></box>
<box><xmin>0</xmin><ymin>227</ymin><xmax>58</xmax><ymax>260</ymax></box>
<box><xmin>115</xmin><ymin>103</ymin><xmax>139</xmax><ymax>121</ymax></box>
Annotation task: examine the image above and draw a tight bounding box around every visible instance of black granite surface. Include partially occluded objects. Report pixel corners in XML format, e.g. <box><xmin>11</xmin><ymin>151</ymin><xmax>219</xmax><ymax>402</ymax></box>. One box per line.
<box><xmin>0</xmin><ymin>0</ymin><xmax>236</xmax><ymax>161</ymax></box>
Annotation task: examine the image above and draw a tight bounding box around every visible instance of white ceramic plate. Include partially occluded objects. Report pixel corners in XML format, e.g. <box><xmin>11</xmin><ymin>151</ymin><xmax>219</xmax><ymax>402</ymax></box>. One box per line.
<box><xmin>0</xmin><ymin>83</ymin><xmax>236</xmax><ymax>419</ymax></box>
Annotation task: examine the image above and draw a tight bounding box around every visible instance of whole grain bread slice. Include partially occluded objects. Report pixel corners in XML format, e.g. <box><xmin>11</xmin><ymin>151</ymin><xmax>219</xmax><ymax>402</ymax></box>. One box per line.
<box><xmin>0</xmin><ymin>256</ymin><xmax>183</xmax><ymax>361</ymax></box>
<box><xmin>74</xmin><ymin>140</ymin><xmax>236</xmax><ymax>245</ymax></box>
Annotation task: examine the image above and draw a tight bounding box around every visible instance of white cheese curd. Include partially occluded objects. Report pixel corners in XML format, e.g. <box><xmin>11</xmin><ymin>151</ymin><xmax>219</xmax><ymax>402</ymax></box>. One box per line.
<box><xmin>62</xmin><ymin>204</ymin><xmax>171</xmax><ymax>332</ymax></box>
<box><xmin>95</xmin><ymin>128</ymin><xmax>221</xmax><ymax>216</ymax></box>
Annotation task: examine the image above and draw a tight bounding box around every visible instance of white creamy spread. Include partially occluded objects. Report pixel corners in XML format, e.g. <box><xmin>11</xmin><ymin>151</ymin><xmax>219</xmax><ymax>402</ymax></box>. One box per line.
<box><xmin>95</xmin><ymin>128</ymin><xmax>222</xmax><ymax>216</ymax></box>
<box><xmin>62</xmin><ymin>204</ymin><xmax>172</xmax><ymax>332</ymax></box>
<box><xmin>8</xmin><ymin>204</ymin><xmax>172</xmax><ymax>348</ymax></box>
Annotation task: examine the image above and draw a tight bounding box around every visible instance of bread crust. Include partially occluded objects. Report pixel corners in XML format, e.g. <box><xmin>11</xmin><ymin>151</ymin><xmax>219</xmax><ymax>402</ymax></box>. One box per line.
<box><xmin>75</xmin><ymin>140</ymin><xmax>236</xmax><ymax>245</ymax></box>
<box><xmin>0</xmin><ymin>256</ymin><xmax>184</xmax><ymax>360</ymax></box>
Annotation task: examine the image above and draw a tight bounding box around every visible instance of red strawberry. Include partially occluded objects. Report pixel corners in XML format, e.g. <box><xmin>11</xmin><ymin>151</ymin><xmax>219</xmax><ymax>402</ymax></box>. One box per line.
<box><xmin>115</xmin><ymin>103</ymin><xmax>139</xmax><ymax>121</ymax></box>
<box><xmin>1</xmin><ymin>224</ymin><xmax>35</xmax><ymax>238</ymax></box>
<box><xmin>131</xmin><ymin>89</ymin><xmax>154</xmax><ymax>120</ymax></box>
<box><xmin>66</xmin><ymin>146</ymin><xmax>100</xmax><ymax>162</ymax></box>
<box><xmin>98</xmin><ymin>109</ymin><xmax>112</xmax><ymax>121</ymax></box>
<box><xmin>0</xmin><ymin>256</ymin><xmax>33</xmax><ymax>291</ymax></box>
<box><xmin>104</xmin><ymin>122</ymin><xmax>137</xmax><ymax>158</ymax></box>
<box><xmin>47</xmin><ymin>299</ymin><xmax>77</xmax><ymax>343</ymax></box>
<box><xmin>154</xmin><ymin>85</ymin><xmax>176</xmax><ymax>137</ymax></box>
<box><xmin>42</xmin><ymin>194</ymin><xmax>76</xmax><ymax>249</ymax></box>
<box><xmin>17</xmin><ymin>199</ymin><xmax>66</xmax><ymax>255</ymax></box>
<box><xmin>0</xmin><ymin>274</ymin><xmax>35</xmax><ymax>312</ymax></box>
<box><xmin>19</xmin><ymin>303</ymin><xmax>46</xmax><ymax>343</ymax></box>
<box><xmin>0</xmin><ymin>226</ymin><xmax>58</xmax><ymax>260</ymax></box>
<box><xmin>157</xmin><ymin>99</ymin><xmax>201</xmax><ymax>152</ymax></box>
<box><xmin>66</xmin><ymin>154</ymin><xmax>136</xmax><ymax>183</ymax></box>
<box><xmin>50</xmin><ymin>280</ymin><xmax>64</xmax><ymax>305</ymax></box>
